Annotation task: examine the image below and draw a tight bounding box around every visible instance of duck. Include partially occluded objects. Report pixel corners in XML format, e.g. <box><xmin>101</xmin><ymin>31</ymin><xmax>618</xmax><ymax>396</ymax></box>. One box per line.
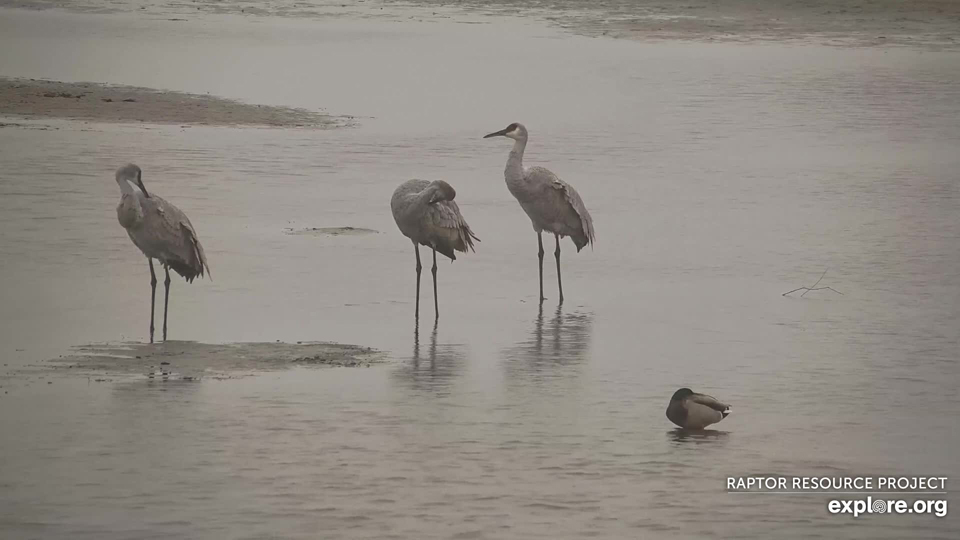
<box><xmin>666</xmin><ymin>388</ymin><xmax>731</xmax><ymax>429</ymax></box>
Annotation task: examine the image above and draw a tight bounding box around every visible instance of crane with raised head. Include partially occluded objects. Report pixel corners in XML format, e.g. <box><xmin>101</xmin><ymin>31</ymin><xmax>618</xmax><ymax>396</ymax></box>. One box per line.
<box><xmin>484</xmin><ymin>123</ymin><xmax>594</xmax><ymax>304</ymax></box>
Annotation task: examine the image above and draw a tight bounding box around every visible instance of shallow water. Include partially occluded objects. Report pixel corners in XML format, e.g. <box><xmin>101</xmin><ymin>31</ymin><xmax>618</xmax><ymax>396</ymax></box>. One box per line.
<box><xmin>1</xmin><ymin>4</ymin><xmax>959</xmax><ymax>539</ymax></box>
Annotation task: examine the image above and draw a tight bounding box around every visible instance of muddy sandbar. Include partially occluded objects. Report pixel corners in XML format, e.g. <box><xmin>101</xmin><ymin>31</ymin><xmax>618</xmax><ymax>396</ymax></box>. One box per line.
<box><xmin>405</xmin><ymin>0</ymin><xmax>960</xmax><ymax>48</ymax></box>
<box><xmin>284</xmin><ymin>226</ymin><xmax>380</xmax><ymax>237</ymax></box>
<box><xmin>0</xmin><ymin>78</ymin><xmax>350</xmax><ymax>128</ymax></box>
<box><xmin>10</xmin><ymin>0</ymin><xmax>960</xmax><ymax>48</ymax></box>
<box><xmin>49</xmin><ymin>341</ymin><xmax>383</xmax><ymax>381</ymax></box>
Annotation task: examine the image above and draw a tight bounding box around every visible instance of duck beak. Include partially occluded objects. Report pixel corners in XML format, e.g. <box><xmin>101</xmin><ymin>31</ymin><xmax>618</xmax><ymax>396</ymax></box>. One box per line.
<box><xmin>136</xmin><ymin>172</ymin><xmax>150</xmax><ymax>198</ymax></box>
<box><xmin>483</xmin><ymin>127</ymin><xmax>510</xmax><ymax>139</ymax></box>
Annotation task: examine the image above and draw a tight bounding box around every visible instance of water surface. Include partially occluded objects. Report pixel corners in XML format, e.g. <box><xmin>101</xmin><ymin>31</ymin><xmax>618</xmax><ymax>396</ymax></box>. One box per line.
<box><xmin>1</xmin><ymin>5</ymin><xmax>958</xmax><ymax>539</ymax></box>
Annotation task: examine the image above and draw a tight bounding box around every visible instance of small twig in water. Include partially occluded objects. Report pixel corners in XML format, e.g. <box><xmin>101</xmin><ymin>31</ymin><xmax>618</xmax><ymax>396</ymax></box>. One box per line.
<box><xmin>782</xmin><ymin>269</ymin><xmax>843</xmax><ymax>297</ymax></box>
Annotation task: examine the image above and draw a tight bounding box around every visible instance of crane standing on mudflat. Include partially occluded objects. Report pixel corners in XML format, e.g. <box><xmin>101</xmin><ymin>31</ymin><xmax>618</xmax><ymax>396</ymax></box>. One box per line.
<box><xmin>114</xmin><ymin>164</ymin><xmax>211</xmax><ymax>342</ymax></box>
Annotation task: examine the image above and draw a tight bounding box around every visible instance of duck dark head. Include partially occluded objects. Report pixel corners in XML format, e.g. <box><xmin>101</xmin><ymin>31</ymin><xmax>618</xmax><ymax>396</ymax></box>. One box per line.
<box><xmin>671</xmin><ymin>388</ymin><xmax>695</xmax><ymax>401</ymax></box>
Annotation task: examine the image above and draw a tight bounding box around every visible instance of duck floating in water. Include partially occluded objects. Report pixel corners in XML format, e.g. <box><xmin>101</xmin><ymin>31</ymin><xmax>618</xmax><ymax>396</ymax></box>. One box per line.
<box><xmin>666</xmin><ymin>388</ymin><xmax>731</xmax><ymax>430</ymax></box>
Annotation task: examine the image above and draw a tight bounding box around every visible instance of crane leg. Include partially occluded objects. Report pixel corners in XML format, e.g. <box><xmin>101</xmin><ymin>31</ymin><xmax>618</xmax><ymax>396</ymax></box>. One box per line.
<box><xmin>431</xmin><ymin>247</ymin><xmax>439</xmax><ymax>319</ymax></box>
<box><xmin>148</xmin><ymin>258</ymin><xmax>157</xmax><ymax>343</ymax></box>
<box><xmin>414</xmin><ymin>242</ymin><xmax>422</xmax><ymax>320</ymax></box>
<box><xmin>555</xmin><ymin>234</ymin><xmax>564</xmax><ymax>305</ymax></box>
<box><xmin>162</xmin><ymin>265</ymin><xmax>171</xmax><ymax>341</ymax></box>
<box><xmin>538</xmin><ymin>233</ymin><xmax>545</xmax><ymax>303</ymax></box>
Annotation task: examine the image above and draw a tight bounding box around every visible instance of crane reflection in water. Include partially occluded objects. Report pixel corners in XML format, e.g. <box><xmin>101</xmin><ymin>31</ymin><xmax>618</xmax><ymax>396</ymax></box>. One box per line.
<box><xmin>503</xmin><ymin>304</ymin><xmax>594</xmax><ymax>383</ymax></box>
<box><xmin>393</xmin><ymin>319</ymin><xmax>467</xmax><ymax>394</ymax></box>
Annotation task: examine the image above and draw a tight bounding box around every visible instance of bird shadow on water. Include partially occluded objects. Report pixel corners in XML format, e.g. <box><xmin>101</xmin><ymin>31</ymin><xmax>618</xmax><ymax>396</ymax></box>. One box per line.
<box><xmin>502</xmin><ymin>304</ymin><xmax>594</xmax><ymax>382</ymax></box>
<box><xmin>391</xmin><ymin>317</ymin><xmax>466</xmax><ymax>394</ymax></box>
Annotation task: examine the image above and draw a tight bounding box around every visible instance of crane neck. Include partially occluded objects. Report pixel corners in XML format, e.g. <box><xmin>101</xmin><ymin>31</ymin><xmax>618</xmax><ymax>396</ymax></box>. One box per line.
<box><xmin>116</xmin><ymin>178</ymin><xmax>145</xmax><ymax>228</ymax></box>
<box><xmin>116</xmin><ymin>178</ymin><xmax>144</xmax><ymax>211</ymax></box>
<box><xmin>405</xmin><ymin>187</ymin><xmax>435</xmax><ymax>219</ymax></box>
<box><xmin>505</xmin><ymin>137</ymin><xmax>527</xmax><ymax>182</ymax></box>
<box><xmin>116</xmin><ymin>177</ymin><xmax>137</xmax><ymax>197</ymax></box>
<box><xmin>397</xmin><ymin>182</ymin><xmax>446</xmax><ymax>224</ymax></box>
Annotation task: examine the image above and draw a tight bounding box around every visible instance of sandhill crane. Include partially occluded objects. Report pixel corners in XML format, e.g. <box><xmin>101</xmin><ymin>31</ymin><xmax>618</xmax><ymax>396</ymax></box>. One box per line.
<box><xmin>484</xmin><ymin>123</ymin><xmax>594</xmax><ymax>304</ymax></box>
<box><xmin>666</xmin><ymin>388</ymin><xmax>731</xmax><ymax>430</ymax></box>
<box><xmin>391</xmin><ymin>179</ymin><xmax>478</xmax><ymax>319</ymax></box>
<box><xmin>114</xmin><ymin>164</ymin><xmax>211</xmax><ymax>342</ymax></box>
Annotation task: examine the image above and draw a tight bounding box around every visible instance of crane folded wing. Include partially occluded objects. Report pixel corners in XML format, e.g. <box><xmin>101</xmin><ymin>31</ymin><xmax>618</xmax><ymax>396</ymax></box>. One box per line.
<box><xmin>528</xmin><ymin>166</ymin><xmax>596</xmax><ymax>251</ymax></box>
<box><xmin>425</xmin><ymin>201</ymin><xmax>479</xmax><ymax>259</ymax></box>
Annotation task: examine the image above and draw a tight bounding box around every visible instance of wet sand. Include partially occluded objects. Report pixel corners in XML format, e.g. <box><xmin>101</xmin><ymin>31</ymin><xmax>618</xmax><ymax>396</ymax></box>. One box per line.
<box><xmin>3</xmin><ymin>341</ymin><xmax>381</xmax><ymax>395</ymax></box>
<box><xmin>284</xmin><ymin>226</ymin><xmax>380</xmax><ymax>236</ymax></box>
<box><xmin>407</xmin><ymin>0</ymin><xmax>960</xmax><ymax>48</ymax></box>
<box><xmin>57</xmin><ymin>341</ymin><xmax>380</xmax><ymax>379</ymax></box>
<box><xmin>0</xmin><ymin>78</ymin><xmax>347</xmax><ymax>127</ymax></box>
<box><xmin>9</xmin><ymin>0</ymin><xmax>960</xmax><ymax>48</ymax></box>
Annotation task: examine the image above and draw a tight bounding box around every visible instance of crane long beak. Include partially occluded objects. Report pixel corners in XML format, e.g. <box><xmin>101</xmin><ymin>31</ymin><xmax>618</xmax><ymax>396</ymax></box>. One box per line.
<box><xmin>136</xmin><ymin>173</ymin><xmax>150</xmax><ymax>198</ymax></box>
<box><xmin>483</xmin><ymin>128</ymin><xmax>509</xmax><ymax>138</ymax></box>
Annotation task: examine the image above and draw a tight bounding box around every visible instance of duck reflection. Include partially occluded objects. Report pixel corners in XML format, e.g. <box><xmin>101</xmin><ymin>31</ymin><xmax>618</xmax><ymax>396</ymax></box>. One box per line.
<box><xmin>394</xmin><ymin>318</ymin><xmax>466</xmax><ymax>393</ymax></box>
<box><xmin>667</xmin><ymin>428</ymin><xmax>730</xmax><ymax>447</ymax></box>
<box><xmin>503</xmin><ymin>304</ymin><xmax>594</xmax><ymax>381</ymax></box>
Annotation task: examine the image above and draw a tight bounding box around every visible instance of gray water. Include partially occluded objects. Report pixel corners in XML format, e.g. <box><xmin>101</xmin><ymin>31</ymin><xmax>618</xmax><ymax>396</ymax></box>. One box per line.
<box><xmin>1</xmin><ymin>4</ymin><xmax>959</xmax><ymax>539</ymax></box>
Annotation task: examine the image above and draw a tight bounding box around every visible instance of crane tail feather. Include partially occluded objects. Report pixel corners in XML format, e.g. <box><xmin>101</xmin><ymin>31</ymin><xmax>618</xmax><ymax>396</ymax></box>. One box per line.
<box><xmin>194</xmin><ymin>238</ymin><xmax>212</xmax><ymax>281</ymax></box>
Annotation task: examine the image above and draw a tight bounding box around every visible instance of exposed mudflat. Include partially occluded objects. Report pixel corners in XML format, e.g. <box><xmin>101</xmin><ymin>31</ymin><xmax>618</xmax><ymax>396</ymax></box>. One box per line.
<box><xmin>284</xmin><ymin>226</ymin><xmax>380</xmax><ymax>236</ymax></box>
<box><xmin>7</xmin><ymin>0</ymin><xmax>960</xmax><ymax>48</ymax></box>
<box><xmin>404</xmin><ymin>0</ymin><xmax>960</xmax><ymax>48</ymax></box>
<box><xmin>0</xmin><ymin>78</ymin><xmax>348</xmax><ymax>127</ymax></box>
<box><xmin>48</xmin><ymin>341</ymin><xmax>381</xmax><ymax>381</ymax></box>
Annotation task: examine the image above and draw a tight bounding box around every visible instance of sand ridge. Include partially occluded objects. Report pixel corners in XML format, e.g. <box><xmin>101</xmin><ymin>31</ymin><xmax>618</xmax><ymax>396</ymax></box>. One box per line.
<box><xmin>46</xmin><ymin>341</ymin><xmax>384</xmax><ymax>382</ymax></box>
<box><xmin>7</xmin><ymin>0</ymin><xmax>960</xmax><ymax>48</ymax></box>
<box><xmin>0</xmin><ymin>78</ymin><xmax>352</xmax><ymax>128</ymax></box>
